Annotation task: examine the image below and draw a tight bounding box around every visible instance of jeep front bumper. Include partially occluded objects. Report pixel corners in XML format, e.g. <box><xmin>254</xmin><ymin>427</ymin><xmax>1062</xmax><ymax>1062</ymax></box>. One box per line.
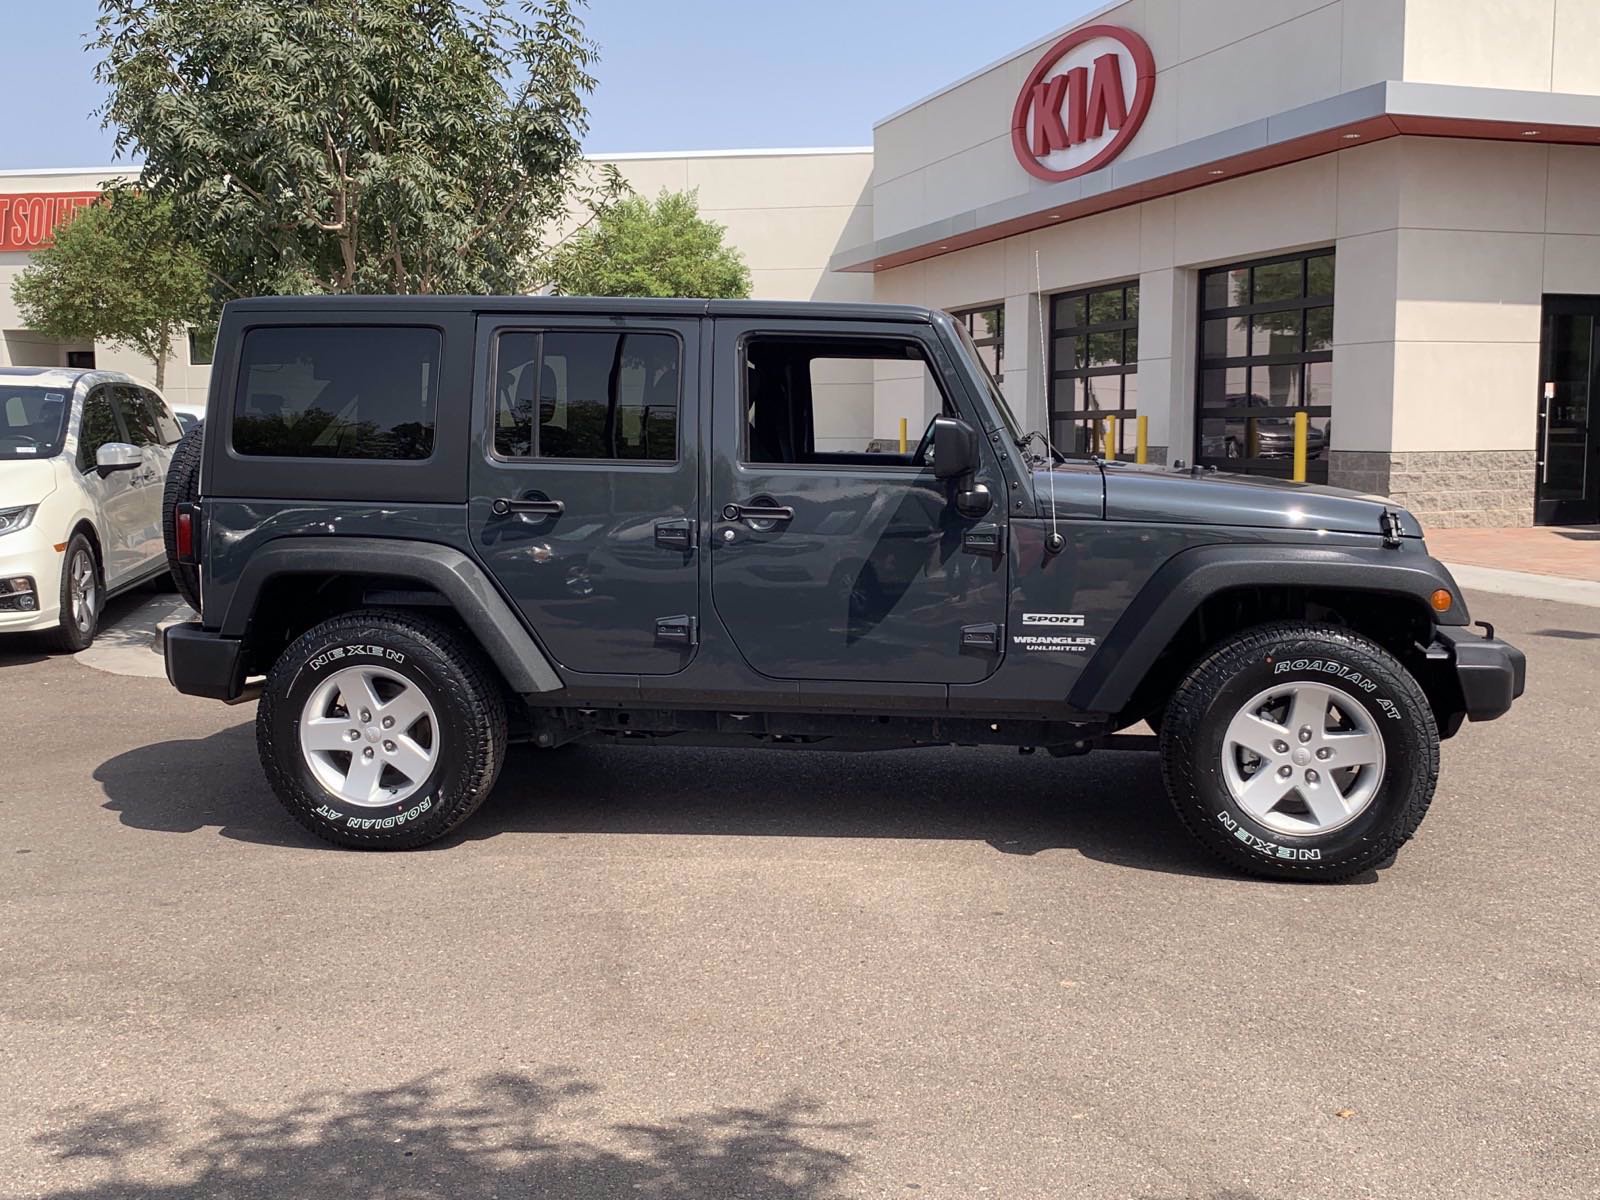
<box><xmin>164</xmin><ymin>621</ymin><xmax>249</xmax><ymax>702</ymax></box>
<box><xmin>1433</xmin><ymin>625</ymin><xmax>1526</xmax><ymax>724</ymax></box>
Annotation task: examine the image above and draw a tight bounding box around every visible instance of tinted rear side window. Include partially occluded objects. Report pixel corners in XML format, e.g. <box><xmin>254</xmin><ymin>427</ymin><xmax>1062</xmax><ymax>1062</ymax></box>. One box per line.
<box><xmin>493</xmin><ymin>329</ymin><xmax>679</xmax><ymax>461</ymax></box>
<box><xmin>233</xmin><ymin>326</ymin><xmax>440</xmax><ymax>460</ymax></box>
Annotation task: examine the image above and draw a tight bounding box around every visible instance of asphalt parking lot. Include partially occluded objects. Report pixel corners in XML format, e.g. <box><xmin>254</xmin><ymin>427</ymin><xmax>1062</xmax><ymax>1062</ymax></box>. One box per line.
<box><xmin>1</xmin><ymin>588</ymin><xmax>1596</xmax><ymax>1199</ymax></box>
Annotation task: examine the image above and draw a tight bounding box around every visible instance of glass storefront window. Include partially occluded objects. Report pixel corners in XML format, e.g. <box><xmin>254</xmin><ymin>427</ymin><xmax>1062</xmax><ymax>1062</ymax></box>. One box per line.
<box><xmin>1196</xmin><ymin>249</ymin><xmax>1335</xmax><ymax>481</ymax></box>
<box><xmin>1049</xmin><ymin>280</ymin><xmax>1140</xmax><ymax>459</ymax></box>
<box><xmin>953</xmin><ymin>305</ymin><xmax>1005</xmax><ymax>383</ymax></box>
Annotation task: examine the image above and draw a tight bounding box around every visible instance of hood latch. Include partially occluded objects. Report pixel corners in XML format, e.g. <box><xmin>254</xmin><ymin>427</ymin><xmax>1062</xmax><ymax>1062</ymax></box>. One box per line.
<box><xmin>1379</xmin><ymin>508</ymin><xmax>1404</xmax><ymax>548</ymax></box>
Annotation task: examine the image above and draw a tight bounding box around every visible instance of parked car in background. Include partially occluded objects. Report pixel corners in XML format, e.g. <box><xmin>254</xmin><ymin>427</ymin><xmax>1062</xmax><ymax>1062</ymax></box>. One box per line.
<box><xmin>1201</xmin><ymin>393</ymin><xmax>1329</xmax><ymax>462</ymax></box>
<box><xmin>0</xmin><ymin>367</ymin><xmax>180</xmax><ymax>650</ymax></box>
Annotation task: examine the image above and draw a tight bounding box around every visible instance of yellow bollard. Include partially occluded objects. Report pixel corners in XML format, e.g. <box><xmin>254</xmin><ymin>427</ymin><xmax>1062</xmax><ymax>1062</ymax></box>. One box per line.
<box><xmin>1136</xmin><ymin>415</ymin><xmax>1148</xmax><ymax>465</ymax></box>
<box><xmin>898</xmin><ymin>417</ymin><xmax>907</xmax><ymax>454</ymax></box>
<box><xmin>1292</xmin><ymin>410</ymin><xmax>1309</xmax><ymax>482</ymax></box>
<box><xmin>1106</xmin><ymin>415</ymin><xmax>1118</xmax><ymax>461</ymax></box>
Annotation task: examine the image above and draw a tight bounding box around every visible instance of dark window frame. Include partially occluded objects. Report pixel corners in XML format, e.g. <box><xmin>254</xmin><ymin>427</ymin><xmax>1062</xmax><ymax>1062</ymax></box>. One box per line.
<box><xmin>1048</xmin><ymin>280</ymin><xmax>1141</xmax><ymax>459</ymax></box>
<box><xmin>952</xmin><ymin>304</ymin><xmax>1004</xmax><ymax>382</ymax></box>
<box><xmin>735</xmin><ymin>331</ymin><xmax>956</xmax><ymax>473</ymax></box>
<box><xmin>230</xmin><ymin>323</ymin><xmax>443</xmax><ymax>462</ymax></box>
<box><xmin>487</xmin><ymin>326</ymin><xmax>684</xmax><ymax>466</ymax></box>
<box><xmin>1195</xmin><ymin>247</ymin><xmax>1334</xmax><ymax>481</ymax></box>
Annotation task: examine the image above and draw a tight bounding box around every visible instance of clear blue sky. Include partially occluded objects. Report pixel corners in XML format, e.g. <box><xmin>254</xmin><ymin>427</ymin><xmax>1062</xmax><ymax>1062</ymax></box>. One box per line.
<box><xmin>6</xmin><ymin>0</ymin><xmax>1096</xmax><ymax>169</ymax></box>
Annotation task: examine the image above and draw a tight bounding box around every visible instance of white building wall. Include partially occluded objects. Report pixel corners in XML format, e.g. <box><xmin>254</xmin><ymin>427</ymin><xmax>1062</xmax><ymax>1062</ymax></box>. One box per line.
<box><xmin>1402</xmin><ymin>0</ymin><xmax>1600</xmax><ymax>94</ymax></box>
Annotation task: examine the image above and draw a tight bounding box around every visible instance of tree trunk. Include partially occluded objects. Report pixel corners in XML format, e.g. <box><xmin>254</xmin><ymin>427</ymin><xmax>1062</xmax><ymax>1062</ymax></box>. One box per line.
<box><xmin>152</xmin><ymin>332</ymin><xmax>167</xmax><ymax>390</ymax></box>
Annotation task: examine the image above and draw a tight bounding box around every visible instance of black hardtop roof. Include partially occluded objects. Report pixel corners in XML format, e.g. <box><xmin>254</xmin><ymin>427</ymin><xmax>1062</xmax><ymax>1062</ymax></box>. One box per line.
<box><xmin>222</xmin><ymin>295</ymin><xmax>939</xmax><ymax>323</ymax></box>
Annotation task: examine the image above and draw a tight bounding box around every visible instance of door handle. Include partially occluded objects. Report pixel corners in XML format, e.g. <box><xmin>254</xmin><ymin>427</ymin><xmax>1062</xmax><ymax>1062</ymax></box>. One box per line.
<box><xmin>491</xmin><ymin>497</ymin><xmax>565</xmax><ymax>517</ymax></box>
<box><xmin>721</xmin><ymin>502</ymin><xmax>795</xmax><ymax>523</ymax></box>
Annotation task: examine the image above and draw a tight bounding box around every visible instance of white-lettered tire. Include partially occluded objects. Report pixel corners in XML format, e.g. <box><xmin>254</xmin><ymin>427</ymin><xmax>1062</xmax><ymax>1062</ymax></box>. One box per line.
<box><xmin>257</xmin><ymin>610</ymin><xmax>507</xmax><ymax>849</ymax></box>
<box><xmin>1160</xmin><ymin>622</ymin><xmax>1439</xmax><ymax>882</ymax></box>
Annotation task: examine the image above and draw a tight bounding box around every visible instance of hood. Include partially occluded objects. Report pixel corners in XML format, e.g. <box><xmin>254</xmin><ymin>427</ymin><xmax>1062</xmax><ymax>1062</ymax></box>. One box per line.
<box><xmin>0</xmin><ymin>457</ymin><xmax>61</xmax><ymax>508</ymax></box>
<box><xmin>1038</xmin><ymin>461</ymin><xmax>1422</xmax><ymax>538</ymax></box>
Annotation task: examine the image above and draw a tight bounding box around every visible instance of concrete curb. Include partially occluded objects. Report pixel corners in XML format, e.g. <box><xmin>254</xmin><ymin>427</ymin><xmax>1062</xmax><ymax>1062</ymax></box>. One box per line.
<box><xmin>1445</xmin><ymin>562</ymin><xmax>1600</xmax><ymax>609</ymax></box>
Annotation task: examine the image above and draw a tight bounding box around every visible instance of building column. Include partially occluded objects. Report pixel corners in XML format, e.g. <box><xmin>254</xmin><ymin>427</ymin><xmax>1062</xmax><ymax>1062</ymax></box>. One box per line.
<box><xmin>1136</xmin><ymin>268</ymin><xmax>1194</xmax><ymax>467</ymax></box>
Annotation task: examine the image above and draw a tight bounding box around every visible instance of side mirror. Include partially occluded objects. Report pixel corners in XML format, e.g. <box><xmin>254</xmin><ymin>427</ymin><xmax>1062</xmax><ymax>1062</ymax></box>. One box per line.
<box><xmin>95</xmin><ymin>443</ymin><xmax>142</xmax><ymax>473</ymax></box>
<box><xmin>930</xmin><ymin>415</ymin><xmax>979</xmax><ymax>480</ymax></box>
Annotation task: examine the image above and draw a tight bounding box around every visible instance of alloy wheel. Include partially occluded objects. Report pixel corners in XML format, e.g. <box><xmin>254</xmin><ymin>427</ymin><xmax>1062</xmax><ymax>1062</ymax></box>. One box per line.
<box><xmin>1220</xmin><ymin>681</ymin><xmax>1386</xmax><ymax>836</ymax></box>
<box><xmin>297</xmin><ymin>665</ymin><xmax>439</xmax><ymax>807</ymax></box>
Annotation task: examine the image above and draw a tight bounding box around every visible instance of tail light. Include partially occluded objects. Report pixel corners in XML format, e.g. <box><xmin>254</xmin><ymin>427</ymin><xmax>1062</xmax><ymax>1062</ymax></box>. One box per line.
<box><xmin>174</xmin><ymin>503</ymin><xmax>198</xmax><ymax>564</ymax></box>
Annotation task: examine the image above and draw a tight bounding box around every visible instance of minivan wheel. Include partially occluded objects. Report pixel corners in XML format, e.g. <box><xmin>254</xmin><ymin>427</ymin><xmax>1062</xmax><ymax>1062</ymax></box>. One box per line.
<box><xmin>1159</xmin><ymin>622</ymin><xmax>1439</xmax><ymax>882</ymax></box>
<box><xmin>43</xmin><ymin>535</ymin><xmax>100</xmax><ymax>653</ymax></box>
<box><xmin>257</xmin><ymin>610</ymin><xmax>507</xmax><ymax>849</ymax></box>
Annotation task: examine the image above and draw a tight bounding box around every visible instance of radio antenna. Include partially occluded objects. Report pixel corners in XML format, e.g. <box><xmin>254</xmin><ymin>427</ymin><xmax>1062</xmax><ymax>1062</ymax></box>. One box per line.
<box><xmin>1035</xmin><ymin>250</ymin><xmax>1064</xmax><ymax>554</ymax></box>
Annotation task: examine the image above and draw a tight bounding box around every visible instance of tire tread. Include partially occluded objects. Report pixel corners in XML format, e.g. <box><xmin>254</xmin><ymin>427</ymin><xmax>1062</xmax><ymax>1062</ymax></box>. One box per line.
<box><xmin>1159</xmin><ymin>621</ymin><xmax>1439</xmax><ymax>882</ymax></box>
<box><xmin>257</xmin><ymin>609</ymin><xmax>508</xmax><ymax>850</ymax></box>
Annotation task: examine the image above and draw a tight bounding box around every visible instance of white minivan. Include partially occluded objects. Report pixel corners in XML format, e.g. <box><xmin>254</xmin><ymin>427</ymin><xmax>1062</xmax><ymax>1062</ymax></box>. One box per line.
<box><xmin>0</xmin><ymin>368</ymin><xmax>180</xmax><ymax>651</ymax></box>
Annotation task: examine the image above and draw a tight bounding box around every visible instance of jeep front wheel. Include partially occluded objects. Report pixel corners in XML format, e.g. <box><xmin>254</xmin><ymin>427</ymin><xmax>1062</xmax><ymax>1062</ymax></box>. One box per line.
<box><xmin>1159</xmin><ymin>622</ymin><xmax>1439</xmax><ymax>882</ymax></box>
<box><xmin>256</xmin><ymin>611</ymin><xmax>508</xmax><ymax>849</ymax></box>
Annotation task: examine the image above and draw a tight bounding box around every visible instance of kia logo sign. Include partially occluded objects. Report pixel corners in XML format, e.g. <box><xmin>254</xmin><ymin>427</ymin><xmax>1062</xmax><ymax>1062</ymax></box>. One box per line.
<box><xmin>1011</xmin><ymin>25</ymin><xmax>1156</xmax><ymax>183</ymax></box>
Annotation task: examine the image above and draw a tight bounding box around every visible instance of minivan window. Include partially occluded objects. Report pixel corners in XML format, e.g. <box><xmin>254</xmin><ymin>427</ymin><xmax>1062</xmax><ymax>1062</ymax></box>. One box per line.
<box><xmin>233</xmin><ymin>326</ymin><xmax>440</xmax><ymax>460</ymax></box>
<box><xmin>494</xmin><ymin>330</ymin><xmax>679</xmax><ymax>461</ymax></box>
<box><xmin>0</xmin><ymin>385</ymin><xmax>72</xmax><ymax>460</ymax></box>
<box><xmin>113</xmin><ymin>384</ymin><xmax>162</xmax><ymax>448</ymax></box>
<box><xmin>78</xmin><ymin>388</ymin><xmax>124</xmax><ymax>471</ymax></box>
<box><xmin>143</xmin><ymin>389</ymin><xmax>183</xmax><ymax>445</ymax></box>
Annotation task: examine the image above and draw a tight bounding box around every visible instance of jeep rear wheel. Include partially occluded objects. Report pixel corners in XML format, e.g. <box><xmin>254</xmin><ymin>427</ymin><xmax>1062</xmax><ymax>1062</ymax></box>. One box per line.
<box><xmin>161</xmin><ymin>424</ymin><xmax>204</xmax><ymax>612</ymax></box>
<box><xmin>1159</xmin><ymin>622</ymin><xmax>1439</xmax><ymax>882</ymax></box>
<box><xmin>257</xmin><ymin>611</ymin><xmax>507</xmax><ymax>849</ymax></box>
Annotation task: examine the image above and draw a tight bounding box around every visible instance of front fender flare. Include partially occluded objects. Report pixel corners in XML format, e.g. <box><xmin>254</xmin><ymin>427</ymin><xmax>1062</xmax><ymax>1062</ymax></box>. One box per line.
<box><xmin>1067</xmin><ymin>543</ymin><xmax>1465</xmax><ymax>716</ymax></box>
<box><xmin>221</xmin><ymin>536</ymin><xmax>564</xmax><ymax>694</ymax></box>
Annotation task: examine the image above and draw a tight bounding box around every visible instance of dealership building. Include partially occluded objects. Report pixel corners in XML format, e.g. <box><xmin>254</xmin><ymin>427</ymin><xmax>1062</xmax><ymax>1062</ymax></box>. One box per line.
<box><xmin>4</xmin><ymin>0</ymin><xmax>1600</xmax><ymax>526</ymax></box>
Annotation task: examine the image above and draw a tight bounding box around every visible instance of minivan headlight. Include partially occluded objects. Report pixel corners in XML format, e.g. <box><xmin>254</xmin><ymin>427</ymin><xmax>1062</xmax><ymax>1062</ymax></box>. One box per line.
<box><xmin>0</xmin><ymin>505</ymin><xmax>37</xmax><ymax>536</ymax></box>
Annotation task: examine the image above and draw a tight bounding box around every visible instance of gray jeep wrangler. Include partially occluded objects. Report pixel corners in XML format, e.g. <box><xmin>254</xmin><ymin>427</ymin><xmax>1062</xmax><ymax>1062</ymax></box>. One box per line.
<box><xmin>162</xmin><ymin>296</ymin><xmax>1524</xmax><ymax>880</ymax></box>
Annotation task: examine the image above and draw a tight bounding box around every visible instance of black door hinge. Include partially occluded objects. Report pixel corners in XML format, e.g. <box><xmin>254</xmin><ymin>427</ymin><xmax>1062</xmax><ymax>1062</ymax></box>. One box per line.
<box><xmin>655</xmin><ymin>614</ymin><xmax>698</xmax><ymax>646</ymax></box>
<box><xmin>960</xmin><ymin>622</ymin><xmax>1004</xmax><ymax>654</ymax></box>
<box><xmin>654</xmin><ymin>518</ymin><xmax>696</xmax><ymax>551</ymax></box>
<box><xmin>962</xmin><ymin>522</ymin><xmax>1006</xmax><ymax>556</ymax></box>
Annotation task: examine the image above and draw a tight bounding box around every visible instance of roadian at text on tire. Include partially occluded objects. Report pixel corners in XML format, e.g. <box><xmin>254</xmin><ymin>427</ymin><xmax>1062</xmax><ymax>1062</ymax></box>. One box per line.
<box><xmin>161</xmin><ymin>297</ymin><xmax>1526</xmax><ymax>879</ymax></box>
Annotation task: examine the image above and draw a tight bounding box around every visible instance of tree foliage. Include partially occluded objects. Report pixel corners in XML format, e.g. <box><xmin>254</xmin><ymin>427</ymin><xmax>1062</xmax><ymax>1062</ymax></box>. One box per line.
<box><xmin>9</xmin><ymin>189</ymin><xmax>210</xmax><ymax>388</ymax></box>
<box><xmin>545</xmin><ymin>189</ymin><xmax>752</xmax><ymax>299</ymax></box>
<box><xmin>92</xmin><ymin>0</ymin><xmax>621</xmax><ymax>298</ymax></box>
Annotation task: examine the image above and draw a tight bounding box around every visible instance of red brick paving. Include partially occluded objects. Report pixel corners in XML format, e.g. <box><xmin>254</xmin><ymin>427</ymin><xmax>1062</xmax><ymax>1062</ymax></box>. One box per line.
<box><xmin>1425</xmin><ymin>526</ymin><xmax>1600</xmax><ymax>582</ymax></box>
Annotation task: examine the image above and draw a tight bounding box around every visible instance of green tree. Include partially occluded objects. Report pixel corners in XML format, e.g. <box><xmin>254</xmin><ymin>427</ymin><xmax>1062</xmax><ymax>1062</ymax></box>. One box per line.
<box><xmin>92</xmin><ymin>0</ymin><xmax>621</xmax><ymax>298</ymax></box>
<box><xmin>10</xmin><ymin>190</ymin><xmax>210</xmax><ymax>388</ymax></box>
<box><xmin>545</xmin><ymin>189</ymin><xmax>752</xmax><ymax>298</ymax></box>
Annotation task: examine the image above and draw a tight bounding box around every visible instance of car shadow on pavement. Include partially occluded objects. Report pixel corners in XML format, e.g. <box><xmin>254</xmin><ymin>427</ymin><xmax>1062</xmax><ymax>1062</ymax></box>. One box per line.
<box><xmin>94</xmin><ymin>726</ymin><xmax>1293</xmax><ymax>880</ymax></box>
<box><xmin>25</xmin><ymin>1069</ymin><xmax>864</xmax><ymax>1200</ymax></box>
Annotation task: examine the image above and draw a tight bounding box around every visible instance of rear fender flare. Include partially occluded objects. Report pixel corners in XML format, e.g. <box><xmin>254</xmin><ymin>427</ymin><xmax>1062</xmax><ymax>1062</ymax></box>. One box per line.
<box><xmin>221</xmin><ymin>536</ymin><xmax>563</xmax><ymax>694</ymax></box>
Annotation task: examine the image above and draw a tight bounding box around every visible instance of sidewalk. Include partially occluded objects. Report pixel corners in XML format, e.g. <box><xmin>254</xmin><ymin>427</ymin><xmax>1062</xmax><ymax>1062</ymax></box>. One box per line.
<box><xmin>1426</xmin><ymin>526</ymin><xmax>1600</xmax><ymax>607</ymax></box>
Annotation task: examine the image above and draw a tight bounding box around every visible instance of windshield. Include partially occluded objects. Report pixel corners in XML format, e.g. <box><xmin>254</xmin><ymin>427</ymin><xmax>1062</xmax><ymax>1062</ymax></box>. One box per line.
<box><xmin>0</xmin><ymin>385</ymin><xmax>72</xmax><ymax>460</ymax></box>
<box><xmin>949</xmin><ymin>317</ymin><xmax>1026</xmax><ymax>446</ymax></box>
